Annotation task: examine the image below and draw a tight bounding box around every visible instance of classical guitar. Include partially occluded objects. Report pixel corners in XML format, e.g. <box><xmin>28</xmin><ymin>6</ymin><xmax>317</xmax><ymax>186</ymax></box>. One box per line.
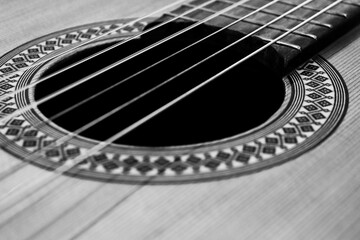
<box><xmin>0</xmin><ymin>0</ymin><xmax>360</xmax><ymax>239</ymax></box>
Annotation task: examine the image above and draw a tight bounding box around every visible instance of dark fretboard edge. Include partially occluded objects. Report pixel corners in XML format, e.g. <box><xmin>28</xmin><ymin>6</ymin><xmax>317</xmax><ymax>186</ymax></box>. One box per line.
<box><xmin>145</xmin><ymin>0</ymin><xmax>360</xmax><ymax>76</ymax></box>
<box><xmin>277</xmin><ymin>1</ymin><xmax>360</xmax><ymax>74</ymax></box>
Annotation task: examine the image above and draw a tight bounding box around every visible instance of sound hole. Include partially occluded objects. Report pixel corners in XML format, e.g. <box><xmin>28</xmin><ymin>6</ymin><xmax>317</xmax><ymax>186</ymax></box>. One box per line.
<box><xmin>35</xmin><ymin>24</ymin><xmax>285</xmax><ymax>147</ymax></box>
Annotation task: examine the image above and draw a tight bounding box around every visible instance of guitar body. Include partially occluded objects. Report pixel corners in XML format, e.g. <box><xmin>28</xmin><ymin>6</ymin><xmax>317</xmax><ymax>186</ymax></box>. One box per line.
<box><xmin>0</xmin><ymin>0</ymin><xmax>360</xmax><ymax>239</ymax></box>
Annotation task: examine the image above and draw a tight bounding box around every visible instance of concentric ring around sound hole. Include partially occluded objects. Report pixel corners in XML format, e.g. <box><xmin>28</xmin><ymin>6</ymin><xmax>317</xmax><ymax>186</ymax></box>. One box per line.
<box><xmin>34</xmin><ymin>32</ymin><xmax>285</xmax><ymax>147</ymax></box>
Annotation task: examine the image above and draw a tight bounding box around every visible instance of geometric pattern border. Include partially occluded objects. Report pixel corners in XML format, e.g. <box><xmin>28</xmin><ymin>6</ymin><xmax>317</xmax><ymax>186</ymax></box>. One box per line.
<box><xmin>0</xmin><ymin>19</ymin><xmax>348</xmax><ymax>184</ymax></box>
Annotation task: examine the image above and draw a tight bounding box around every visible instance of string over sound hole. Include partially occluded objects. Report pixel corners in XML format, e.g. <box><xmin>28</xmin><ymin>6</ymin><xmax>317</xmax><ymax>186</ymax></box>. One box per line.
<box><xmin>35</xmin><ymin>23</ymin><xmax>285</xmax><ymax>147</ymax></box>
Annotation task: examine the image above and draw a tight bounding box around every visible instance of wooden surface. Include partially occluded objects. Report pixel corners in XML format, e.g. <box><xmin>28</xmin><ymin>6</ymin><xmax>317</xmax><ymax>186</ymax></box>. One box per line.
<box><xmin>1</xmin><ymin>0</ymin><xmax>360</xmax><ymax>239</ymax></box>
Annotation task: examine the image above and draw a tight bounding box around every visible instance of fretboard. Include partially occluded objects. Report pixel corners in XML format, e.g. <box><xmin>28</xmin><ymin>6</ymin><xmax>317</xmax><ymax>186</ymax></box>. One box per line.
<box><xmin>153</xmin><ymin>0</ymin><xmax>360</xmax><ymax>74</ymax></box>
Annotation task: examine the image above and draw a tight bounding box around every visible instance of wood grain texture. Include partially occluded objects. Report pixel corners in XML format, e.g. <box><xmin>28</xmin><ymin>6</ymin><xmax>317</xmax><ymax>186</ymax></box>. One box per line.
<box><xmin>0</xmin><ymin>0</ymin><xmax>360</xmax><ymax>239</ymax></box>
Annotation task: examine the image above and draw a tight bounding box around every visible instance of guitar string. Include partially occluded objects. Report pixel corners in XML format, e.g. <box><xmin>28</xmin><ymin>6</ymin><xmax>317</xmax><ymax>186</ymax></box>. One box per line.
<box><xmin>0</xmin><ymin>0</ymin><xmax>220</xmax><ymax>105</ymax></box>
<box><xmin>0</xmin><ymin>0</ymin><xmax>293</xmax><ymax>217</ymax></box>
<box><xmin>0</xmin><ymin>0</ymin><xmax>348</xmax><ymax>236</ymax></box>
<box><xmin>0</xmin><ymin>0</ymin><xmax>257</xmax><ymax>184</ymax></box>
<box><xmin>0</xmin><ymin>0</ymin><xmax>307</xmax><ymax>187</ymax></box>
<box><xmin>0</xmin><ymin>0</ymin><xmax>283</xmax><ymax>181</ymax></box>
<box><xmin>0</xmin><ymin>0</ymin><xmax>340</xmax><ymax>216</ymax></box>
<box><xmin>0</xmin><ymin>0</ymin><xmax>312</xmax><ymax>215</ymax></box>
<box><xmin>0</xmin><ymin>0</ymin><xmax>190</xmax><ymax>82</ymax></box>
<box><xmin>6</xmin><ymin>3</ymin><xmax>359</xmax><ymax>238</ymax></box>
<box><xmin>0</xmin><ymin>0</ymin><xmax>255</xmax><ymax>184</ymax></box>
<box><xmin>0</xmin><ymin>0</ymin><xmax>342</xmax><ymax>210</ymax></box>
<box><xmin>36</xmin><ymin>0</ymin><xmax>342</xmax><ymax>179</ymax></box>
<box><xmin>0</xmin><ymin>0</ymin><xmax>294</xmax><ymax>216</ymax></box>
<box><xmin>0</xmin><ymin>0</ymin><xmax>233</xmax><ymax>185</ymax></box>
<box><xmin>0</xmin><ymin>0</ymin><xmax>334</xmax><ymax>206</ymax></box>
<box><xmin>0</xmin><ymin>0</ymin><xmax>228</xmax><ymax>178</ymax></box>
<box><xmin>0</xmin><ymin>0</ymin><xmax>260</xmax><ymax>125</ymax></box>
<box><xmin>0</xmin><ymin>5</ymin><xmax>344</xmax><ymax>234</ymax></box>
<box><xmin>24</xmin><ymin>4</ymin><xmax>341</xmax><ymax>236</ymax></box>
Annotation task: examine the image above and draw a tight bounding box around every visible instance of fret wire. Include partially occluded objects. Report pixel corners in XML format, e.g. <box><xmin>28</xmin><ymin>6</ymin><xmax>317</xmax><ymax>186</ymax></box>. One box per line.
<box><xmin>277</xmin><ymin>0</ymin><xmax>348</xmax><ymax>18</ymax></box>
<box><xmin>272</xmin><ymin>1</ymin><xmax>348</xmax><ymax>19</ymax></box>
<box><xmin>170</xmin><ymin>9</ymin><xmax>303</xmax><ymax>49</ymax></box>
<box><xmin>185</xmin><ymin>2</ymin><xmax>322</xmax><ymax>45</ymax></box>
<box><xmin>256</xmin><ymin>36</ymin><xmax>301</xmax><ymax>50</ymax></box>
<box><xmin>179</xmin><ymin>0</ymin><xmax>356</xmax><ymax>49</ymax></box>
<box><xmin>235</xmin><ymin>19</ymin><xmax>318</xmax><ymax>40</ymax></box>
<box><xmin>239</xmin><ymin>3</ymin><xmax>333</xmax><ymax>28</ymax></box>
<box><xmin>183</xmin><ymin>4</ymin><xmax>318</xmax><ymax>40</ymax></box>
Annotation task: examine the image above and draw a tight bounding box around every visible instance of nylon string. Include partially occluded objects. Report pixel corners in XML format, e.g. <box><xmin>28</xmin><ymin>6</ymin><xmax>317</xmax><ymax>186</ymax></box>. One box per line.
<box><xmin>0</xmin><ymin>0</ymin><xmax>222</xmax><ymax>106</ymax></box>
<box><xmin>0</xmin><ymin>0</ymin><xmax>279</xmax><ymax>206</ymax></box>
<box><xmin>0</xmin><ymin>0</ymin><xmax>283</xmax><ymax>181</ymax></box>
<box><xmin>0</xmin><ymin>0</ymin><xmax>228</xmax><ymax>178</ymax></box>
<box><xmin>0</xmin><ymin>0</ymin><xmax>258</xmax><ymax>125</ymax></box>
<box><xmin>0</xmin><ymin>0</ymin><xmax>342</xmax><ymax>212</ymax></box>
<box><xmin>0</xmin><ymin>0</ymin><xmax>191</xmax><ymax>82</ymax></box>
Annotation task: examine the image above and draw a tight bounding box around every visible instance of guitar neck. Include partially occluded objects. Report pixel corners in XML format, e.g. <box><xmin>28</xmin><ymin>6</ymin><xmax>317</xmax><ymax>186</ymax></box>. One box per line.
<box><xmin>152</xmin><ymin>0</ymin><xmax>360</xmax><ymax>74</ymax></box>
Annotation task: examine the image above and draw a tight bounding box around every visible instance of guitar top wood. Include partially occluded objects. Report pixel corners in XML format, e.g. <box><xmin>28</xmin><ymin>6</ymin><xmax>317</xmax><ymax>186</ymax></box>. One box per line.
<box><xmin>0</xmin><ymin>0</ymin><xmax>360</xmax><ymax>239</ymax></box>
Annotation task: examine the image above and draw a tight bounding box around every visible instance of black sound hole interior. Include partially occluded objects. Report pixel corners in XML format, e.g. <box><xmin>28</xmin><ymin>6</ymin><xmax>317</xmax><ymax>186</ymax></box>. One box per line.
<box><xmin>35</xmin><ymin>24</ymin><xmax>285</xmax><ymax>147</ymax></box>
